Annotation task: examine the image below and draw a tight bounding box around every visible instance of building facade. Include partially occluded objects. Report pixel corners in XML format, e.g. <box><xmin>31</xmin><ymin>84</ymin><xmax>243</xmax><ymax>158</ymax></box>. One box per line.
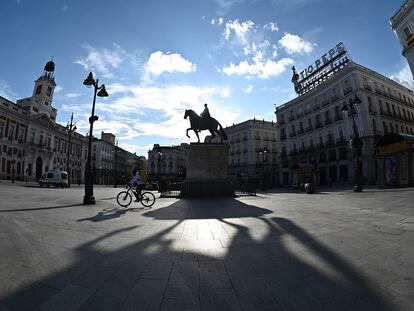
<box><xmin>218</xmin><ymin>119</ymin><xmax>279</xmax><ymax>185</ymax></box>
<box><xmin>92</xmin><ymin>132</ymin><xmax>143</xmax><ymax>186</ymax></box>
<box><xmin>0</xmin><ymin>61</ymin><xmax>145</xmax><ymax>184</ymax></box>
<box><xmin>0</xmin><ymin>61</ymin><xmax>88</xmax><ymax>183</ymax></box>
<box><xmin>147</xmin><ymin>144</ymin><xmax>187</xmax><ymax>179</ymax></box>
<box><xmin>390</xmin><ymin>0</ymin><xmax>414</xmax><ymax>78</ymax></box>
<box><xmin>276</xmin><ymin>61</ymin><xmax>414</xmax><ymax>187</ymax></box>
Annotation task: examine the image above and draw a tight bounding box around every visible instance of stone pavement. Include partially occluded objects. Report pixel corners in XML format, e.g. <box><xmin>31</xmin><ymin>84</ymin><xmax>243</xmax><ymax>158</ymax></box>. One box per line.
<box><xmin>0</xmin><ymin>181</ymin><xmax>413</xmax><ymax>310</ymax></box>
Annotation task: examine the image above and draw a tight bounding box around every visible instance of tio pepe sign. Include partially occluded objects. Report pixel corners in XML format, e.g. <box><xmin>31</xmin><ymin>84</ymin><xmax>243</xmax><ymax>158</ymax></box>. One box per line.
<box><xmin>298</xmin><ymin>42</ymin><xmax>347</xmax><ymax>82</ymax></box>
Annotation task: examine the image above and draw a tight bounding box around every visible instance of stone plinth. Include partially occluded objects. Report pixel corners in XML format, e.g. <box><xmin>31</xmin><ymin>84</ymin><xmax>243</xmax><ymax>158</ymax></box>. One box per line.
<box><xmin>181</xmin><ymin>143</ymin><xmax>234</xmax><ymax>197</ymax></box>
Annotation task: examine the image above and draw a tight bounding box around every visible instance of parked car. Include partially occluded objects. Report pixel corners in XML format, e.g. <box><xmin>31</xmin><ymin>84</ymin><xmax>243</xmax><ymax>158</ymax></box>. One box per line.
<box><xmin>39</xmin><ymin>170</ymin><xmax>68</xmax><ymax>188</ymax></box>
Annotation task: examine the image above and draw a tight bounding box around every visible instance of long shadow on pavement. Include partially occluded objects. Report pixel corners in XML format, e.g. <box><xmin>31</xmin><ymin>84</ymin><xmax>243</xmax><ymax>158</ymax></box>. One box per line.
<box><xmin>0</xmin><ymin>197</ymin><xmax>399</xmax><ymax>310</ymax></box>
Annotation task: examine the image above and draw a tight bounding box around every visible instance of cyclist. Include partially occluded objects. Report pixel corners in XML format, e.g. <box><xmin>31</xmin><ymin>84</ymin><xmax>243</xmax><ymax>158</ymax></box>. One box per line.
<box><xmin>128</xmin><ymin>169</ymin><xmax>146</xmax><ymax>201</ymax></box>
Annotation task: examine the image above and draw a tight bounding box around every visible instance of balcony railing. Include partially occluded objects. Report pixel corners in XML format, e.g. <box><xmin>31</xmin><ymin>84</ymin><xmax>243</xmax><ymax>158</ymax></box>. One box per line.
<box><xmin>289</xmin><ymin>132</ymin><xmax>296</xmax><ymax>138</ymax></box>
<box><xmin>322</xmin><ymin>100</ymin><xmax>330</xmax><ymax>107</ymax></box>
<box><xmin>363</xmin><ymin>84</ymin><xmax>372</xmax><ymax>91</ymax></box>
<box><xmin>324</xmin><ymin>118</ymin><xmax>333</xmax><ymax>125</ymax></box>
<box><xmin>343</xmin><ymin>87</ymin><xmax>353</xmax><ymax>95</ymax></box>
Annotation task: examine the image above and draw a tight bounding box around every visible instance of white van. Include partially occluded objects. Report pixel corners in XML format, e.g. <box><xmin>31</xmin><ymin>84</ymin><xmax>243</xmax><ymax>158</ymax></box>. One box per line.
<box><xmin>39</xmin><ymin>170</ymin><xmax>68</xmax><ymax>188</ymax></box>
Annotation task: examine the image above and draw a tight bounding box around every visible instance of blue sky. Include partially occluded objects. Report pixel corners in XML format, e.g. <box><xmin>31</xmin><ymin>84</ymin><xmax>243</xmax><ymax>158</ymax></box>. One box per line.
<box><xmin>0</xmin><ymin>0</ymin><xmax>411</xmax><ymax>156</ymax></box>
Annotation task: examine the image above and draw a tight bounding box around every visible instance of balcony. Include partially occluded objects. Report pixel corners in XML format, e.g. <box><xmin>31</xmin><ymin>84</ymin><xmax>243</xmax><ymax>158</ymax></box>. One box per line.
<box><xmin>336</xmin><ymin>137</ymin><xmax>347</xmax><ymax>145</ymax></box>
<box><xmin>343</xmin><ymin>87</ymin><xmax>352</xmax><ymax>95</ymax></box>
<box><xmin>334</xmin><ymin>115</ymin><xmax>343</xmax><ymax>122</ymax></box>
<box><xmin>324</xmin><ymin>118</ymin><xmax>333</xmax><ymax>125</ymax></box>
<box><xmin>315</xmin><ymin>122</ymin><xmax>323</xmax><ymax>129</ymax></box>
<box><xmin>331</xmin><ymin>94</ymin><xmax>340</xmax><ymax>102</ymax></box>
<box><xmin>373</xmin><ymin>130</ymin><xmax>383</xmax><ymax>137</ymax></box>
<box><xmin>363</xmin><ymin>84</ymin><xmax>372</xmax><ymax>91</ymax></box>
<box><xmin>326</xmin><ymin>139</ymin><xmax>335</xmax><ymax>146</ymax></box>
<box><xmin>297</xmin><ymin>129</ymin><xmax>305</xmax><ymax>135</ymax></box>
<box><xmin>288</xmin><ymin>116</ymin><xmax>295</xmax><ymax>121</ymax></box>
<box><xmin>289</xmin><ymin>132</ymin><xmax>297</xmax><ymax>138</ymax></box>
<box><xmin>322</xmin><ymin>100</ymin><xmax>330</xmax><ymax>107</ymax></box>
<box><xmin>306</xmin><ymin>126</ymin><xmax>313</xmax><ymax>132</ymax></box>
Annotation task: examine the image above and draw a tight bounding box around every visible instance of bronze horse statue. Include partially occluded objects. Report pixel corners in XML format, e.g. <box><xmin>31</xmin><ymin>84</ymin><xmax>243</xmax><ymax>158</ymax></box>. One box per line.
<box><xmin>184</xmin><ymin>109</ymin><xmax>228</xmax><ymax>143</ymax></box>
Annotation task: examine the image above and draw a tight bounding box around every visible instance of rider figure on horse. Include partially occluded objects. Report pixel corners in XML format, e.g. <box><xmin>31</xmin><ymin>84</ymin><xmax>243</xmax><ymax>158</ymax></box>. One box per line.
<box><xmin>200</xmin><ymin>103</ymin><xmax>210</xmax><ymax>128</ymax></box>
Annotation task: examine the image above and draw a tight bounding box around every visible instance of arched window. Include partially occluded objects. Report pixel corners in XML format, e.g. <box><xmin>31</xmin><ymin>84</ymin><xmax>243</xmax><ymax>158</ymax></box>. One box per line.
<box><xmin>406</xmin><ymin>126</ymin><xmax>409</xmax><ymax>134</ymax></box>
<box><xmin>390</xmin><ymin>123</ymin><xmax>394</xmax><ymax>133</ymax></box>
<box><xmin>338</xmin><ymin>127</ymin><xmax>344</xmax><ymax>139</ymax></box>
<box><xmin>383</xmin><ymin>121</ymin><xmax>388</xmax><ymax>134</ymax></box>
<box><xmin>372</xmin><ymin>119</ymin><xmax>377</xmax><ymax>134</ymax></box>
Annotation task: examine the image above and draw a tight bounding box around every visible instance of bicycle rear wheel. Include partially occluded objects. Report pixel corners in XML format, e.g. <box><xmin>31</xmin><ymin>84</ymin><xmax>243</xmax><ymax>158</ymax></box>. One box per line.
<box><xmin>117</xmin><ymin>191</ymin><xmax>132</xmax><ymax>207</ymax></box>
<box><xmin>140</xmin><ymin>191</ymin><xmax>155</xmax><ymax>207</ymax></box>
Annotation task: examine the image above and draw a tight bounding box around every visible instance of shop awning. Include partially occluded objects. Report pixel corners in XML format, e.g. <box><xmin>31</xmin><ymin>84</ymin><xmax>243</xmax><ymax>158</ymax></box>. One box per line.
<box><xmin>291</xmin><ymin>163</ymin><xmax>315</xmax><ymax>174</ymax></box>
<box><xmin>376</xmin><ymin>133</ymin><xmax>414</xmax><ymax>156</ymax></box>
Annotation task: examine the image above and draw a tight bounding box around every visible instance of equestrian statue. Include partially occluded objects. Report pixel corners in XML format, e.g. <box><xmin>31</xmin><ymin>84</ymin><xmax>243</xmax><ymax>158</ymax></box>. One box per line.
<box><xmin>184</xmin><ymin>103</ymin><xmax>228</xmax><ymax>143</ymax></box>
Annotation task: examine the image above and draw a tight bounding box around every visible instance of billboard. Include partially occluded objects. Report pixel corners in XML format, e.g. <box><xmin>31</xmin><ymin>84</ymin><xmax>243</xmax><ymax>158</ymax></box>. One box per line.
<box><xmin>292</xmin><ymin>42</ymin><xmax>351</xmax><ymax>96</ymax></box>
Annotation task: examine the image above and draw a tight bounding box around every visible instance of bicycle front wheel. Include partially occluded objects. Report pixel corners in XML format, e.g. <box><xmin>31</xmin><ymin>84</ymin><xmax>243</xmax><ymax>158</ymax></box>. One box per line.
<box><xmin>140</xmin><ymin>191</ymin><xmax>155</xmax><ymax>207</ymax></box>
<box><xmin>117</xmin><ymin>191</ymin><xmax>132</xmax><ymax>207</ymax></box>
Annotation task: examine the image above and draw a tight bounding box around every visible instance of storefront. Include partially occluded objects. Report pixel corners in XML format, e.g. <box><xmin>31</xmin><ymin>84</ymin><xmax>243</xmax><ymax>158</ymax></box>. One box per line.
<box><xmin>291</xmin><ymin>163</ymin><xmax>315</xmax><ymax>188</ymax></box>
<box><xmin>376</xmin><ymin>133</ymin><xmax>414</xmax><ymax>188</ymax></box>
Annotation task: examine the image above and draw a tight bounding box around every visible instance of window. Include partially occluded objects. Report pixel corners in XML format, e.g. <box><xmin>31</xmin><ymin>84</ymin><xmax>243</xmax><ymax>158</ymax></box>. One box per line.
<box><xmin>35</xmin><ymin>85</ymin><xmax>42</xmax><ymax>95</ymax></box>
<box><xmin>404</xmin><ymin>26</ymin><xmax>412</xmax><ymax>39</ymax></box>
<box><xmin>46</xmin><ymin>86</ymin><xmax>52</xmax><ymax>97</ymax></box>
<box><xmin>0</xmin><ymin>121</ymin><xmax>4</xmax><ymax>137</ymax></box>
<box><xmin>8</xmin><ymin>124</ymin><xmax>15</xmax><ymax>140</ymax></box>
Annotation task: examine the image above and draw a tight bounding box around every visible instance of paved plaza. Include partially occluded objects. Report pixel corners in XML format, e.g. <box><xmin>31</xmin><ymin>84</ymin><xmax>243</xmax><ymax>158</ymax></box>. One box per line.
<box><xmin>0</xmin><ymin>181</ymin><xmax>413</xmax><ymax>310</ymax></box>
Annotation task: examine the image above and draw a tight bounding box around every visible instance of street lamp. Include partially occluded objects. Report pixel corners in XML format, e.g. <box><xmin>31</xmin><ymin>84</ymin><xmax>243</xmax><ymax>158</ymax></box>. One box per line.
<box><xmin>113</xmin><ymin>141</ymin><xmax>120</xmax><ymax>188</ymax></box>
<box><xmin>158</xmin><ymin>151</ymin><xmax>164</xmax><ymax>177</ymax></box>
<box><xmin>83</xmin><ymin>72</ymin><xmax>108</xmax><ymax>205</ymax></box>
<box><xmin>258</xmin><ymin>147</ymin><xmax>267</xmax><ymax>191</ymax></box>
<box><xmin>65</xmin><ymin>113</ymin><xmax>77</xmax><ymax>188</ymax></box>
<box><xmin>342</xmin><ymin>94</ymin><xmax>363</xmax><ymax>192</ymax></box>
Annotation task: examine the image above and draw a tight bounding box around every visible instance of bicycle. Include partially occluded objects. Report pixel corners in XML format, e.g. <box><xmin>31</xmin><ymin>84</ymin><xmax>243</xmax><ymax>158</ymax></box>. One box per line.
<box><xmin>116</xmin><ymin>185</ymin><xmax>156</xmax><ymax>208</ymax></box>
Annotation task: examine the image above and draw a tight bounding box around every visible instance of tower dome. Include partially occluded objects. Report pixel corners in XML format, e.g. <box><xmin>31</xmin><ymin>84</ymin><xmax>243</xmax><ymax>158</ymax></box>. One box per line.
<box><xmin>44</xmin><ymin>60</ymin><xmax>55</xmax><ymax>72</ymax></box>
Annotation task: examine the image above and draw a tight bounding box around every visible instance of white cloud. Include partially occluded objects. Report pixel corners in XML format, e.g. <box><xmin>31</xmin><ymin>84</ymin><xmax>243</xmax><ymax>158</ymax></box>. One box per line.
<box><xmin>278</xmin><ymin>33</ymin><xmax>315</xmax><ymax>55</ymax></box>
<box><xmin>243</xmin><ymin>85</ymin><xmax>254</xmax><ymax>94</ymax></box>
<box><xmin>74</xmin><ymin>44</ymin><xmax>126</xmax><ymax>78</ymax></box>
<box><xmin>66</xmin><ymin>92</ymin><xmax>83</xmax><ymax>98</ymax></box>
<box><xmin>144</xmin><ymin>51</ymin><xmax>196</xmax><ymax>76</ymax></box>
<box><xmin>62</xmin><ymin>5</ymin><xmax>68</xmax><ymax>11</ymax></box>
<box><xmin>390</xmin><ymin>64</ymin><xmax>414</xmax><ymax>90</ymax></box>
<box><xmin>54</xmin><ymin>86</ymin><xmax>63</xmax><ymax>93</ymax></box>
<box><xmin>263</xmin><ymin>22</ymin><xmax>279</xmax><ymax>32</ymax></box>
<box><xmin>214</xmin><ymin>0</ymin><xmax>243</xmax><ymax>15</ymax></box>
<box><xmin>94</xmin><ymin>84</ymin><xmax>239</xmax><ymax>141</ymax></box>
<box><xmin>0</xmin><ymin>80</ymin><xmax>18</xmax><ymax>101</ymax></box>
<box><xmin>222</xmin><ymin>57</ymin><xmax>294</xmax><ymax>79</ymax></box>
<box><xmin>211</xmin><ymin>17</ymin><xmax>224</xmax><ymax>25</ymax></box>
<box><xmin>223</xmin><ymin>19</ymin><xmax>255</xmax><ymax>44</ymax></box>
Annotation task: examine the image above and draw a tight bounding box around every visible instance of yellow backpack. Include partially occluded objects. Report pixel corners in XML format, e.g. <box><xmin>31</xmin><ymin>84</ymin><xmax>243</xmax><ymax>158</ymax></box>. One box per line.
<box><xmin>139</xmin><ymin>170</ymin><xmax>149</xmax><ymax>183</ymax></box>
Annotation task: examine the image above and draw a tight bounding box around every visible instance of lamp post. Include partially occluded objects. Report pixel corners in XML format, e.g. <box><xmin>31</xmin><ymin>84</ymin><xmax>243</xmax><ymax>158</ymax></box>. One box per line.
<box><xmin>65</xmin><ymin>113</ymin><xmax>77</xmax><ymax>188</ymax></box>
<box><xmin>158</xmin><ymin>151</ymin><xmax>164</xmax><ymax>177</ymax></box>
<box><xmin>82</xmin><ymin>72</ymin><xmax>108</xmax><ymax>205</ymax></box>
<box><xmin>342</xmin><ymin>94</ymin><xmax>363</xmax><ymax>192</ymax></box>
<box><xmin>114</xmin><ymin>141</ymin><xmax>120</xmax><ymax>188</ymax></box>
<box><xmin>258</xmin><ymin>148</ymin><xmax>267</xmax><ymax>191</ymax></box>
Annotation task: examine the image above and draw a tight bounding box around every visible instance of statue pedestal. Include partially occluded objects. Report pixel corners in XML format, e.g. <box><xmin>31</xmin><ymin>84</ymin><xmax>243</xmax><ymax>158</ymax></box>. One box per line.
<box><xmin>181</xmin><ymin>143</ymin><xmax>234</xmax><ymax>197</ymax></box>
